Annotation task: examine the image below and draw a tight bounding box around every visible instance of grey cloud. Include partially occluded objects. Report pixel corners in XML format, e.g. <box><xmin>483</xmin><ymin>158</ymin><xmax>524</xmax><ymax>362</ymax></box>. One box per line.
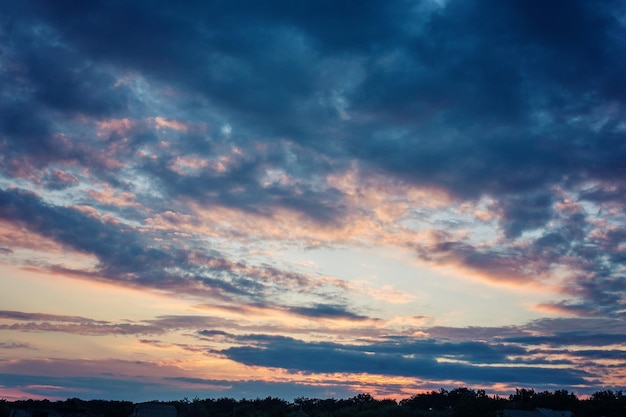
<box><xmin>0</xmin><ymin>246</ymin><xmax>14</xmax><ymax>254</ymax></box>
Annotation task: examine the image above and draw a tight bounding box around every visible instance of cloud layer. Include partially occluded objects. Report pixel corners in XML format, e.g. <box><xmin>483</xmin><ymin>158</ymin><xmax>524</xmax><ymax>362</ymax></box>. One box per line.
<box><xmin>0</xmin><ymin>0</ymin><xmax>625</xmax><ymax>400</ymax></box>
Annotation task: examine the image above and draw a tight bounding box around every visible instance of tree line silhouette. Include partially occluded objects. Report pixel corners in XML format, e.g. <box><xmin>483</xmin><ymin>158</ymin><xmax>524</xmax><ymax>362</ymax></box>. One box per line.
<box><xmin>2</xmin><ymin>388</ymin><xmax>625</xmax><ymax>417</ymax></box>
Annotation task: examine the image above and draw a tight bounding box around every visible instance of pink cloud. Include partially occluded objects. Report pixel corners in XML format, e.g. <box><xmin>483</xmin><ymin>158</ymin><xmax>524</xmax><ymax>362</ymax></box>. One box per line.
<box><xmin>87</xmin><ymin>187</ymin><xmax>142</xmax><ymax>209</ymax></box>
<box><xmin>154</xmin><ymin>117</ymin><xmax>190</xmax><ymax>132</ymax></box>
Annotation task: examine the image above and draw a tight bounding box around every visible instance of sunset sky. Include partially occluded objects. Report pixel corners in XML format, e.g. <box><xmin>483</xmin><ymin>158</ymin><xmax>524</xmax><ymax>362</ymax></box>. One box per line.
<box><xmin>1</xmin><ymin>0</ymin><xmax>626</xmax><ymax>402</ymax></box>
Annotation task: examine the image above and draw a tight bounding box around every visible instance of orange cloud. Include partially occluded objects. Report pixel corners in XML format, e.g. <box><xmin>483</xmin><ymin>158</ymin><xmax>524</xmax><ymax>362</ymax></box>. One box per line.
<box><xmin>87</xmin><ymin>186</ymin><xmax>142</xmax><ymax>209</ymax></box>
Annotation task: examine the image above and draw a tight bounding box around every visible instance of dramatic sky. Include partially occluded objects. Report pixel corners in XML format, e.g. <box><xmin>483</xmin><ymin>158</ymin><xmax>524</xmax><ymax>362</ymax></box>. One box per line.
<box><xmin>1</xmin><ymin>0</ymin><xmax>626</xmax><ymax>402</ymax></box>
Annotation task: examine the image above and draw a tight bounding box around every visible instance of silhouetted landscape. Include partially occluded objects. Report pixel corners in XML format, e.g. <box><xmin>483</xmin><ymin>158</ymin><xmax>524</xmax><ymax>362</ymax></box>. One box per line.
<box><xmin>3</xmin><ymin>388</ymin><xmax>626</xmax><ymax>417</ymax></box>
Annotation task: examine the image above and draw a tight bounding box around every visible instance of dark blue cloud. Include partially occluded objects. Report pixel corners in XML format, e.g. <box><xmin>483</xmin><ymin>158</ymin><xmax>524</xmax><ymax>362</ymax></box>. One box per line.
<box><xmin>3</xmin><ymin>0</ymin><xmax>625</xmax><ymax>203</ymax></box>
<box><xmin>3</xmin><ymin>0</ymin><xmax>625</xmax><ymax>193</ymax></box>
<box><xmin>496</xmin><ymin>193</ymin><xmax>555</xmax><ymax>239</ymax></box>
<box><xmin>0</xmin><ymin>372</ymin><xmax>207</xmax><ymax>402</ymax></box>
<box><xmin>220</xmin><ymin>335</ymin><xmax>588</xmax><ymax>386</ymax></box>
<box><xmin>205</xmin><ymin>318</ymin><xmax>626</xmax><ymax>388</ymax></box>
<box><xmin>285</xmin><ymin>304</ymin><xmax>370</xmax><ymax>321</ymax></box>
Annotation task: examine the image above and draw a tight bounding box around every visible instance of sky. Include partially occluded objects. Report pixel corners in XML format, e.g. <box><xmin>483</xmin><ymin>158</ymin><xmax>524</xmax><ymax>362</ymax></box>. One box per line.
<box><xmin>1</xmin><ymin>0</ymin><xmax>625</xmax><ymax>402</ymax></box>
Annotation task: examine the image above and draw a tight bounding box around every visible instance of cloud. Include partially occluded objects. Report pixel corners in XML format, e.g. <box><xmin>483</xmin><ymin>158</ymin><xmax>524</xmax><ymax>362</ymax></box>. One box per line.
<box><xmin>0</xmin><ymin>310</ymin><xmax>196</xmax><ymax>336</ymax></box>
<box><xmin>0</xmin><ymin>246</ymin><xmax>13</xmax><ymax>254</ymax></box>
<box><xmin>0</xmin><ymin>310</ymin><xmax>109</xmax><ymax>324</ymax></box>
<box><xmin>139</xmin><ymin>143</ymin><xmax>348</xmax><ymax>225</ymax></box>
<box><xmin>3</xmin><ymin>0</ymin><xmax>626</xmax><ymax>195</ymax></box>
<box><xmin>2</xmin><ymin>307</ymin><xmax>623</xmax><ymax>395</ymax></box>
<box><xmin>285</xmin><ymin>304</ymin><xmax>372</xmax><ymax>321</ymax></box>
<box><xmin>0</xmin><ymin>341</ymin><xmax>32</xmax><ymax>350</ymax></box>
<box><xmin>0</xmin><ymin>372</ymin><xmax>192</xmax><ymax>402</ymax></box>
<box><xmin>0</xmin><ymin>187</ymin><xmax>358</xmax><ymax>314</ymax></box>
<box><xmin>219</xmin><ymin>335</ymin><xmax>588</xmax><ymax>386</ymax></box>
<box><xmin>43</xmin><ymin>170</ymin><xmax>80</xmax><ymax>190</ymax></box>
<box><xmin>0</xmin><ymin>370</ymin><xmax>358</xmax><ymax>402</ymax></box>
<box><xmin>209</xmin><ymin>316</ymin><xmax>625</xmax><ymax>388</ymax></box>
<box><xmin>1</xmin><ymin>0</ymin><xmax>626</xmax><ymax>399</ymax></box>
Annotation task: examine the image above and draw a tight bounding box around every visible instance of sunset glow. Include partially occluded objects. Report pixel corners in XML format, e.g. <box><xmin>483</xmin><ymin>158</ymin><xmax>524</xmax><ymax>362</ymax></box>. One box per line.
<box><xmin>1</xmin><ymin>0</ymin><xmax>625</xmax><ymax>402</ymax></box>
